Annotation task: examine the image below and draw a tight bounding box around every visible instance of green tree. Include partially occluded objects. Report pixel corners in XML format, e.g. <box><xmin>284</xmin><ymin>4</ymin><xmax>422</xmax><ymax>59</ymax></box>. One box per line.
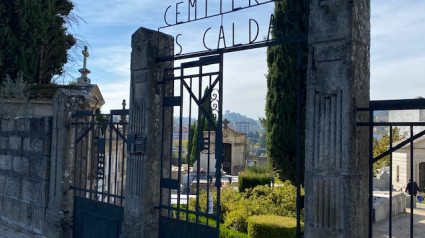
<box><xmin>373</xmin><ymin>127</ymin><xmax>405</xmax><ymax>172</ymax></box>
<box><xmin>187</xmin><ymin>87</ymin><xmax>216</xmax><ymax>165</ymax></box>
<box><xmin>0</xmin><ymin>0</ymin><xmax>76</xmax><ymax>84</ymax></box>
<box><xmin>258</xmin><ymin>117</ymin><xmax>267</xmax><ymax>150</ymax></box>
<box><xmin>265</xmin><ymin>0</ymin><xmax>307</xmax><ymax>184</ymax></box>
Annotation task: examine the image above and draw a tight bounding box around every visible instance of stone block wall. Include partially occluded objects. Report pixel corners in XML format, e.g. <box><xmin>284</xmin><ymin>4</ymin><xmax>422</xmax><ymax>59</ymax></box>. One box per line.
<box><xmin>0</xmin><ymin>116</ymin><xmax>52</xmax><ymax>234</ymax></box>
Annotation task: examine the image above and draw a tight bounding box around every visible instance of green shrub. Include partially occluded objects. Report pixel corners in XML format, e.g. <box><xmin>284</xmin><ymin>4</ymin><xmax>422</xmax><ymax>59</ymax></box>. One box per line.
<box><xmin>188</xmin><ymin>186</ymin><xmax>242</xmax><ymax>222</ymax></box>
<box><xmin>188</xmin><ymin>191</ymin><xmax>218</xmax><ymax>214</ymax></box>
<box><xmin>174</xmin><ymin>207</ymin><xmax>248</xmax><ymax>238</ymax></box>
<box><xmin>187</xmin><ymin>178</ymin><xmax>303</xmax><ymax>235</ymax></box>
<box><xmin>220</xmin><ymin>187</ymin><xmax>241</xmax><ymax>220</ymax></box>
<box><xmin>220</xmin><ymin>225</ymin><xmax>248</xmax><ymax>238</ymax></box>
<box><xmin>238</xmin><ymin>170</ymin><xmax>274</xmax><ymax>192</ymax></box>
<box><xmin>245</xmin><ymin>165</ymin><xmax>271</xmax><ymax>174</ymax></box>
<box><xmin>173</xmin><ymin>206</ymin><xmax>218</xmax><ymax>227</ymax></box>
<box><xmin>224</xmin><ymin>180</ymin><xmax>302</xmax><ymax>233</ymax></box>
<box><xmin>247</xmin><ymin>215</ymin><xmax>303</xmax><ymax>238</ymax></box>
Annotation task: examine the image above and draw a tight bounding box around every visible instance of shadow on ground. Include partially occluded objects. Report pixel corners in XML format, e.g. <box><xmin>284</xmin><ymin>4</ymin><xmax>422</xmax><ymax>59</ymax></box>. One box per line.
<box><xmin>373</xmin><ymin>204</ymin><xmax>425</xmax><ymax>237</ymax></box>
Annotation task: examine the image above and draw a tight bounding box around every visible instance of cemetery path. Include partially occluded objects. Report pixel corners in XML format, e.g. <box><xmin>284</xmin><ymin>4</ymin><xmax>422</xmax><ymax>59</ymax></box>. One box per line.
<box><xmin>373</xmin><ymin>204</ymin><xmax>425</xmax><ymax>237</ymax></box>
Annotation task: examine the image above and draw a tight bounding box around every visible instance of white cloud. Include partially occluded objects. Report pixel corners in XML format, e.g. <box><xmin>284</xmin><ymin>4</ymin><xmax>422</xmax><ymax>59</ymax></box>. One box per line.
<box><xmin>97</xmin><ymin>82</ymin><xmax>130</xmax><ymax>113</ymax></box>
<box><xmin>90</xmin><ymin>46</ymin><xmax>131</xmax><ymax>77</ymax></box>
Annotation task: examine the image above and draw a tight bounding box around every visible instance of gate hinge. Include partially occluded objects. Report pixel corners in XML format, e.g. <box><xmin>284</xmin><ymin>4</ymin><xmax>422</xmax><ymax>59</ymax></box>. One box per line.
<box><xmin>127</xmin><ymin>134</ymin><xmax>145</xmax><ymax>155</ymax></box>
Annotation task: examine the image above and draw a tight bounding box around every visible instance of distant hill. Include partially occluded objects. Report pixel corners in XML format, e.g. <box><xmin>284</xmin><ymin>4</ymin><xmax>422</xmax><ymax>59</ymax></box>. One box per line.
<box><xmin>174</xmin><ymin>110</ymin><xmax>264</xmax><ymax>133</ymax></box>
<box><xmin>223</xmin><ymin>110</ymin><xmax>263</xmax><ymax>133</ymax></box>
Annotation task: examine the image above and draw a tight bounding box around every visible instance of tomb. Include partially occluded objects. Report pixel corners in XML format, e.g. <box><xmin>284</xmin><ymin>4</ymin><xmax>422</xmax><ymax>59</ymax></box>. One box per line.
<box><xmin>205</xmin><ymin>119</ymin><xmax>247</xmax><ymax>175</ymax></box>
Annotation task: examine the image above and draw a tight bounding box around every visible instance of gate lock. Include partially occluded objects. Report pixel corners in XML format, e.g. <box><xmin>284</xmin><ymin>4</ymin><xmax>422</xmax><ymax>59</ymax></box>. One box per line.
<box><xmin>127</xmin><ymin>134</ymin><xmax>145</xmax><ymax>155</ymax></box>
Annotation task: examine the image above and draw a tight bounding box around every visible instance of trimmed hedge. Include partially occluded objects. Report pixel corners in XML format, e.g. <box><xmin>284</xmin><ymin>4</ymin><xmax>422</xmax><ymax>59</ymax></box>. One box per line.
<box><xmin>220</xmin><ymin>226</ymin><xmax>248</xmax><ymax>238</ymax></box>
<box><xmin>247</xmin><ymin>215</ymin><xmax>302</xmax><ymax>238</ymax></box>
<box><xmin>238</xmin><ymin>170</ymin><xmax>274</xmax><ymax>192</ymax></box>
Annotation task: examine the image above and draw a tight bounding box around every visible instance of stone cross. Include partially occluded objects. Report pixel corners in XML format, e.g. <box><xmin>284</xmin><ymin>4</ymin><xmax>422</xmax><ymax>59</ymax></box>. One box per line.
<box><xmin>120</xmin><ymin>99</ymin><xmax>127</xmax><ymax>122</ymax></box>
<box><xmin>223</xmin><ymin>119</ymin><xmax>229</xmax><ymax>128</ymax></box>
<box><xmin>82</xmin><ymin>46</ymin><xmax>89</xmax><ymax>69</ymax></box>
<box><xmin>77</xmin><ymin>46</ymin><xmax>91</xmax><ymax>86</ymax></box>
<box><xmin>122</xmin><ymin>99</ymin><xmax>127</xmax><ymax>110</ymax></box>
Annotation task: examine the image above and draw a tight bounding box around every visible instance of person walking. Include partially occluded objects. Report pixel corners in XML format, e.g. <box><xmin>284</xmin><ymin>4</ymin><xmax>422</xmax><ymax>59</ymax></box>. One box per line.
<box><xmin>405</xmin><ymin>179</ymin><xmax>420</xmax><ymax>196</ymax></box>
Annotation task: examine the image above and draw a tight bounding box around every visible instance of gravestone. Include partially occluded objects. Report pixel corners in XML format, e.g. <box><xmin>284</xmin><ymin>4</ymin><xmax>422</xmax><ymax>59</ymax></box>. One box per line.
<box><xmin>304</xmin><ymin>1</ymin><xmax>370</xmax><ymax>237</ymax></box>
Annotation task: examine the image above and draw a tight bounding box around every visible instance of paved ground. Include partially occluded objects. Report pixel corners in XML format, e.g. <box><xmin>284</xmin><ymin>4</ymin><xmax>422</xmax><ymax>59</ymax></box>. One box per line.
<box><xmin>1</xmin><ymin>205</ymin><xmax>425</xmax><ymax>238</ymax></box>
<box><xmin>374</xmin><ymin>204</ymin><xmax>425</xmax><ymax>237</ymax></box>
<box><xmin>0</xmin><ymin>221</ymin><xmax>42</xmax><ymax>238</ymax></box>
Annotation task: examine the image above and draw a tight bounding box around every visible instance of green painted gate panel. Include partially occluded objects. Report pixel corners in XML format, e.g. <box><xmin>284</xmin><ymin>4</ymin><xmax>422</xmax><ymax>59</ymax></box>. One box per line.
<box><xmin>159</xmin><ymin>216</ymin><xmax>219</xmax><ymax>238</ymax></box>
<box><xmin>74</xmin><ymin>197</ymin><xmax>124</xmax><ymax>238</ymax></box>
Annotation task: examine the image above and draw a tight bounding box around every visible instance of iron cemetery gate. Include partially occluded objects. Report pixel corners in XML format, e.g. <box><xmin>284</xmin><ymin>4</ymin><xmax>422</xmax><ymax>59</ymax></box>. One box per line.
<box><xmin>359</xmin><ymin>99</ymin><xmax>425</xmax><ymax>238</ymax></box>
<box><xmin>153</xmin><ymin>0</ymin><xmax>309</xmax><ymax>237</ymax></box>
<box><xmin>158</xmin><ymin>54</ymin><xmax>224</xmax><ymax>238</ymax></box>
<box><xmin>71</xmin><ymin>108</ymin><xmax>129</xmax><ymax>238</ymax></box>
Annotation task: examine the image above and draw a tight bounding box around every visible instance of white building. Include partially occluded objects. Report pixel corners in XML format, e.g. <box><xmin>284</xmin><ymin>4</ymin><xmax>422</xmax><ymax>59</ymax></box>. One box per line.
<box><xmin>388</xmin><ymin>97</ymin><xmax>425</xmax><ymax>136</ymax></box>
<box><xmin>392</xmin><ymin>136</ymin><xmax>425</xmax><ymax>193</ymax></box>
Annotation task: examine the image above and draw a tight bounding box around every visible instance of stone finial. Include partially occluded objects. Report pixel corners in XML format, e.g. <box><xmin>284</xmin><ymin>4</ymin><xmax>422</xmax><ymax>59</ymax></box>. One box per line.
<box><xmin>77</xmin><ymin>46</ymin><xmax>91</xmax><ymax>86</ymax></box>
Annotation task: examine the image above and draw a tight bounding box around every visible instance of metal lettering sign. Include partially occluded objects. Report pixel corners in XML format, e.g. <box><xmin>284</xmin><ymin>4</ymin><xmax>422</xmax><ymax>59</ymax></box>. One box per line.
<box><xmin>158</xmin><ymin>0</ymin><xmax>307</xmax><ymax>60</ymax></box>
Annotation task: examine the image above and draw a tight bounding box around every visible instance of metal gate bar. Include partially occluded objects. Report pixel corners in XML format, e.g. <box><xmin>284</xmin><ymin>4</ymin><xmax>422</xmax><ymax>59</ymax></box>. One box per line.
<box><xmin>358</xmin><ymin>98</ymin><xmax>425</xmax><ymax>238</ymax></box>
<box><xmin>158</xmin><ymin>54</ymin><xmax>223</xmax><ymax>237</ymax></box>
<box><xmin>71</xmin><ymin>108</ymin><xmax>129</xmax><ymax>238</ymax></box>
<box><xmin>71</xmin><ymin>109</ymin><xmax>128</xmax><ymax>205</ymax></box>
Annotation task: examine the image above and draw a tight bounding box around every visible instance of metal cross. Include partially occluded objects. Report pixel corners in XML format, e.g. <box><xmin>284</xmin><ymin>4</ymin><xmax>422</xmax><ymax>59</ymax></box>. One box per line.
<box><xmin>82</xmin><ymin>46</ymin><xmax>89</xmax><ymax>69</ymax></box>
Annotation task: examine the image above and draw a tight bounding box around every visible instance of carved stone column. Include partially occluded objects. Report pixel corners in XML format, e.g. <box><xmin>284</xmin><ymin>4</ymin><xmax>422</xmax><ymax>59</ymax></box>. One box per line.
<box><xmin>121</xmin><ymin>27</ymin><xmax>173</xmax><ymax>238</ymax></box>
<box><xmin>305</xmin><ymin>1</ymin><xmax>370</xmax><ymax>237</ymax></box>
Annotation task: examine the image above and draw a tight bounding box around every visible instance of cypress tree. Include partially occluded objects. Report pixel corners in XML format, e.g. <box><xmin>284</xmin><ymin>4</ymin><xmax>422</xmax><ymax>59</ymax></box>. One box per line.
<box><xmin>265</xmin><ymin>0</ymin><xmax>307</xmax><ymax>184</ymax></box>
<box><xmin>0</xmin><ymin>0</ymin><xmax>76</xmax><ymax>84</ymax></box>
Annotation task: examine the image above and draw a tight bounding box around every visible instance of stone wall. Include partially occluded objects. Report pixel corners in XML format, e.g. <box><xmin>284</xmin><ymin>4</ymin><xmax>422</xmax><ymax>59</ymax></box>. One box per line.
<box><xmin>373</xmin><ymin>191</ymin><xmax>406</xmax><ymax>222</ymax></box>
<box><xmin>0</xmin><ymin>98</ymin><xmax>53</xmax><ymax>117</ymax></box>
<box><xmin>246</xmin><ymin>153</ymin><xmax>268</xmax><ymax>168</ymax></box>
<box><xmin>389</xmin><ymin>109</ymin><xmax>425</xmax><ymax>136</ymax></box>
<box><xmin>0</xmin><ymin>116</ymin><xmax>52</xmax><ymax>234</ymax></box>
<box><xmin>0</xmin><ymin>85</ymin><xmax>104</xmax><ymax>237</ymax></box>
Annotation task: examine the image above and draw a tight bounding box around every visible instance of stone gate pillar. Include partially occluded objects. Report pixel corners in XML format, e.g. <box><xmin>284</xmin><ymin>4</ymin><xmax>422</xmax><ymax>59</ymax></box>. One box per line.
<box><xmin>121</xmin><ymin>28</ymin><xmax>173</xmax><ymax>238</ymax></box>
<box><xmin>45</xmin><ymin>86</ymin><xmax>104</xmax><ymax>238</ymax></box>
<box><xmin>305</xmin><ymin>1</ymin><xmax>370</xmax><ymax>237</ymax></box>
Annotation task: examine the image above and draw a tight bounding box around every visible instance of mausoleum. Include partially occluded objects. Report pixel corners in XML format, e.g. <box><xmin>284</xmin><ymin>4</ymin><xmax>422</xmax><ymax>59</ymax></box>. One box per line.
<box><xmin>205</xmin><ymin>119</ymin><xmax>247</xmax><ymax>175</ymax></box>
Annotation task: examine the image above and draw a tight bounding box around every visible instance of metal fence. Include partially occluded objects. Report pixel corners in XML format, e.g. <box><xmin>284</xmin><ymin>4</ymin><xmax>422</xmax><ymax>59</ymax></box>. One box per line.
<box><xmin>358</xmin><ymin>99</ymin><xmax>425</xmax><ymax>238</ymax></box>
<box><xmin>158</xmin><ymin>55</ymin><xmax>223</xmax><ymax>238</ymax></box>
<box><xmin>71</xmin><ymin>109</ymin><xmax>129</xmax><ymax>206</ymax></box>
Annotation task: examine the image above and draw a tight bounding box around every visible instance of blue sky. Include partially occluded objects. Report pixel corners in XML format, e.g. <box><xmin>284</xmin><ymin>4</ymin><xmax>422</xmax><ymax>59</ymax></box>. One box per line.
<box><xmin>67</xmin><ymin>0</ymin><xmax>425</xmax><ymax>119</ymax></box>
